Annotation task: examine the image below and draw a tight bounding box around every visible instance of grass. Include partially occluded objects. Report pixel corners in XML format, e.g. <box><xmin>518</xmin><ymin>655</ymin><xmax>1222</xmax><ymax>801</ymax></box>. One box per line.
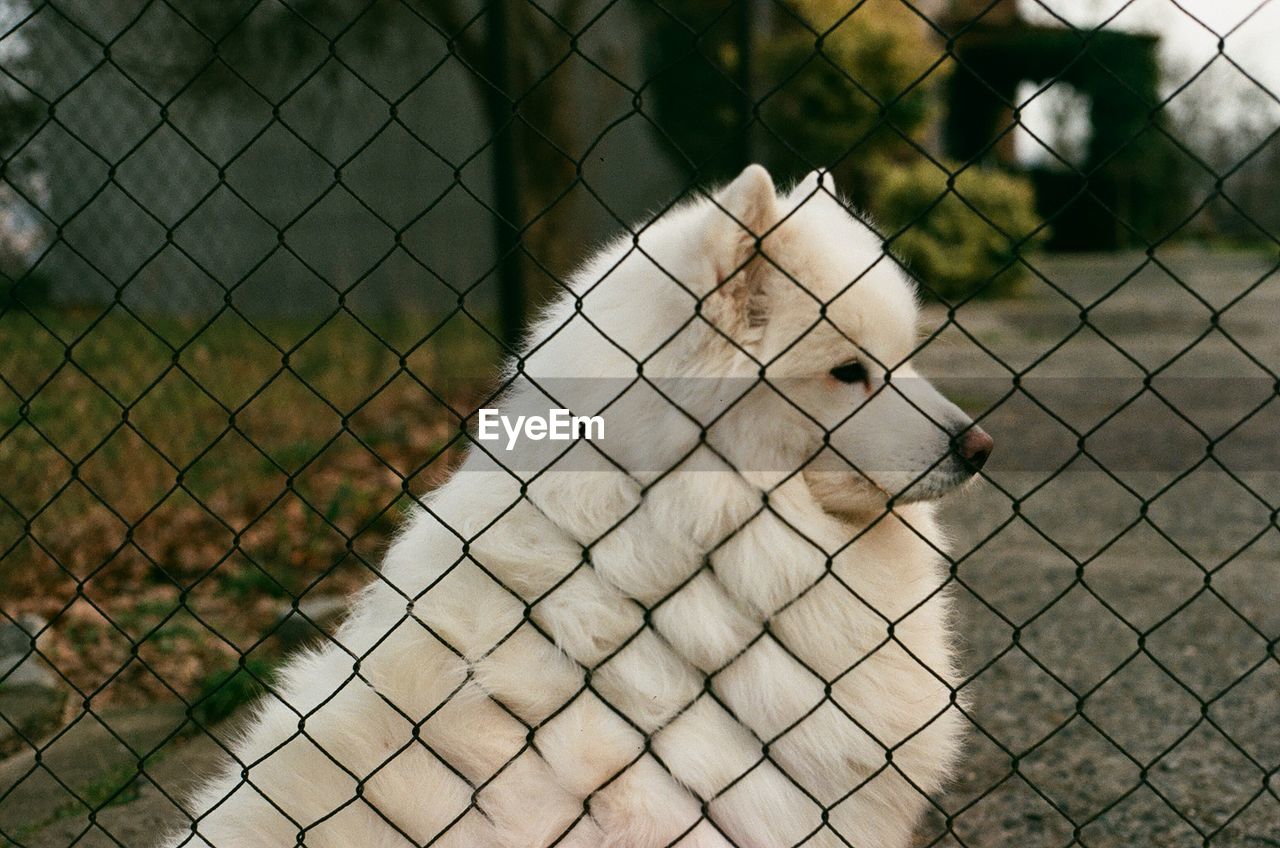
<box><xmin>0</xmin><ymin>302</ymin><xmax>499</xmax><ymax>706</ymax></box>
<box><xmin>2</xmin><ymin>755</ymin><xmax>160</xmax><ymax>844</ymax></box>
<box><xmin>190</xmin><ymin>655</ymin><xmax>279</xmax><ymax>727</ymax></box>
<box><xmin>54</xmin><ymin>760</ymin><xmax>146</xmax><ymax>818</ymax></box>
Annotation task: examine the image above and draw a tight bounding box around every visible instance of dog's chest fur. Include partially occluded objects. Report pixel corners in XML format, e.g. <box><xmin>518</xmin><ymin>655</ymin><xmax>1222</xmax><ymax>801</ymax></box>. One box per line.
<box><xmin>385</xmin><ymin>466</ymin><xmax>962</xmax><ymax>847</ymax></box>
<box><xmin>171</xmin><ymin>462</ymin><xmax>964</xmax><ymax>848</ymax></box>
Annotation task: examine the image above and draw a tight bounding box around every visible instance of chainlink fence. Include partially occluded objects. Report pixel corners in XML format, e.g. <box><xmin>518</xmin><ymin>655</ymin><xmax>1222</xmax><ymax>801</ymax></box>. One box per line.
<box><xmin>1</xmin><ymin>0</ymin><xmax>1279</xmax><ymax>845</ymax></box>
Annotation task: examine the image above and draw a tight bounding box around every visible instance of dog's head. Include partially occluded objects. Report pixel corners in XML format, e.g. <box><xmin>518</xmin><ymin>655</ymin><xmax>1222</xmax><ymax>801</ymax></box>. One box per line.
<box><xmin>653</xmin><ymin>165</ymin><xmax>990</xmax><ymax>513</ymax></box>
<box><xmin>706</xmin><ymin>165</ymin><xmax>991</xmax><ymax>512</ymax></box>
<box><xmin>525</xmin><ymin>164</ymin><xmax>991</xmax><ymax>515</ymax></box>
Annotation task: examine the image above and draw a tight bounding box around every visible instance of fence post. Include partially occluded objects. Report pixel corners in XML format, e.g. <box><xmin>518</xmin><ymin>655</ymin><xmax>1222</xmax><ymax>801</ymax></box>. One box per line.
<box><xmin>734</xmin><ymin>0</ymin><xmax>753</xmax><ymax>170</ymax></box>
<box><xmin>483</xmin><ymin>0</ymin><xmax>526</xmax><ymax>353</ymax></box>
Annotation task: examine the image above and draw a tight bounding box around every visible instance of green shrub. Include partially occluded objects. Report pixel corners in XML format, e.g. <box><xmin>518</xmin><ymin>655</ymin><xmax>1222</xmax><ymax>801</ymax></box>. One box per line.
<box><xmin>872</xmin><ymin>161</ymin><xmax>1047</xmax><ymax>300</ymax></box>
<box><xmin>758</xmin><ymin>26</ymin><xmax>933</xmax><ymax>175</ymax></box>
<box><xmin>753</xmin><ymin>0</ymin><xmax>948</xmax><ymax>197</ymax></box>
<box><xmin>642</xmin><ymin>0</ymin><xmax>947</xmax><ymax>189</ymax></box>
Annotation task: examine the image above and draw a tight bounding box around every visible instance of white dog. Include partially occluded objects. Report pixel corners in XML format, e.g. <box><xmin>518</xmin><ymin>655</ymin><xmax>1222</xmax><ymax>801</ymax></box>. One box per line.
<box><xmin>167</xmin><ymin>165</ymin><xmax>991</xmax><ymax>848</ymax></box>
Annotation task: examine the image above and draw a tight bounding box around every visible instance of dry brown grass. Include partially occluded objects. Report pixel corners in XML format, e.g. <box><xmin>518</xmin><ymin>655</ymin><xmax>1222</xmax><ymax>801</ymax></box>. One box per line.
<box><xmin>0</xmin><ymin>304</ymin><xmax>501</xmax><ymax>707</ymax></box>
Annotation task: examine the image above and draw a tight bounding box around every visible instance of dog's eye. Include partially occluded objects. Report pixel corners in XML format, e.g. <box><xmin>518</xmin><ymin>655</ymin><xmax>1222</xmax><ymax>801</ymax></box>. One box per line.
<box><xmin>830</xmin><ymin>361</ymin><xmax>869</xmax><ymax>386</ymax></box>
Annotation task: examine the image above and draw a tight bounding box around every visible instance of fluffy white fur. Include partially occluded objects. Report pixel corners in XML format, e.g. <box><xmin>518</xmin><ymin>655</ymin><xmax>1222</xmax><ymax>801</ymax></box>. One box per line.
<box><xmin>166</xmin><ymin>166</ymin><xmax>983</xmax><ymax>848</ymax></box>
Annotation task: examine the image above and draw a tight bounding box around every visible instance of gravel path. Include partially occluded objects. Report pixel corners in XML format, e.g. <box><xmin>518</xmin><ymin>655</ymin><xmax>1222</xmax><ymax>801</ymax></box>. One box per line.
<box><xmin>3</xmin><ymin>249</ymin><xmax>1277</xmax><ymax>847</ymax></box>
<box><xmin>919</xmin><ymin>249</ymin><xmax>1280</xmax><ymax>846</ymax></box>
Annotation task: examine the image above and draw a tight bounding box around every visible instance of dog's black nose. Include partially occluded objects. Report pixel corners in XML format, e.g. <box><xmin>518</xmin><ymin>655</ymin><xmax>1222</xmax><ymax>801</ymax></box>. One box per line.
<box><xmin>953</xmin><ymin>426</ymin><xmax>993</xmax><ymax>472</ymax></box>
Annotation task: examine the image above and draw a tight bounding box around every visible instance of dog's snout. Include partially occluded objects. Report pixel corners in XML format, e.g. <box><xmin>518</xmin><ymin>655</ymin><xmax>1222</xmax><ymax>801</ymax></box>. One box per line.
<box><xmin>953</xmin><ymin>425</ymin><xmax>993</xmax><ymax>472</ymax></box>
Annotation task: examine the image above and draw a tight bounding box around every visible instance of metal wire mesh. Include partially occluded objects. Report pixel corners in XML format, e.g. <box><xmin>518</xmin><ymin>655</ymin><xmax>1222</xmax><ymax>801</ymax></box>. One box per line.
<box><xmin>1</xmin><ymin>0</ymin><xmax>1278</xmax><ymax>846</ymax></box>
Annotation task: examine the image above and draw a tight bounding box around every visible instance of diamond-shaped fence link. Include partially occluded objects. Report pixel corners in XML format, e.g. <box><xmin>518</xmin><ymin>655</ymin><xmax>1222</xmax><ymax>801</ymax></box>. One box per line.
<box><xmin>1</xmin><ymin>0</ymin><xmax>1278</xmax><ymax>846</ymax></box>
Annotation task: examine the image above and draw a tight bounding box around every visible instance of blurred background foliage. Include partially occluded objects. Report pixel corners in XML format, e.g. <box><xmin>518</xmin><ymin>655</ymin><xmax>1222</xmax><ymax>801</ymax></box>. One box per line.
<box><xmin>1</xmin><ymin>0</ymin><xmax>1276</xmax><ymax>317</ymax></box>
<box><xmin>872</xmin><ymin>160</ymin><xmax>1046</xmax><ymax>299</ymax></box>
<box><xmin>648</xmin><ymin>0</ymin><xmax>944</xmax><ymax>191</ymax></box>
<box><xmin>643</xmin><ymin>0</ymin><xmax>1046</xmax><ymax>297</ymax></box>
<box><xmin>0</xmin><ymin>0</ymin><xmax>1277</xmax><ymax>706</ymax></box>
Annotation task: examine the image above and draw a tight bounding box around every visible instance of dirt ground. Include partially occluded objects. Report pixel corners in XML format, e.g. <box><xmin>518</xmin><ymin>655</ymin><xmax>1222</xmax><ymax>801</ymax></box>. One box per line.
<box><xmin>2</xmin><ymin>249</ymin><xmax>1278</xmax><ymax>847</ymax></box>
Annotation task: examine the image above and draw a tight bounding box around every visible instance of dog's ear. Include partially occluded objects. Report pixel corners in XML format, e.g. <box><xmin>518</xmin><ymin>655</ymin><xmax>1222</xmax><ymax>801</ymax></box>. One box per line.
<box><xmin>704</xmin><ymin>164</ymin><xmax>779</xmax><ymax>338</ymax></box>
<box><xmin>794</xmin><ymin>169</ymin><xmax>832</xmax><ymax>198</ymax></box>
<box><xmin>712</xmin><ymin>164</ymin><xmax>778</xmax><ymax>245</ymax></box>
